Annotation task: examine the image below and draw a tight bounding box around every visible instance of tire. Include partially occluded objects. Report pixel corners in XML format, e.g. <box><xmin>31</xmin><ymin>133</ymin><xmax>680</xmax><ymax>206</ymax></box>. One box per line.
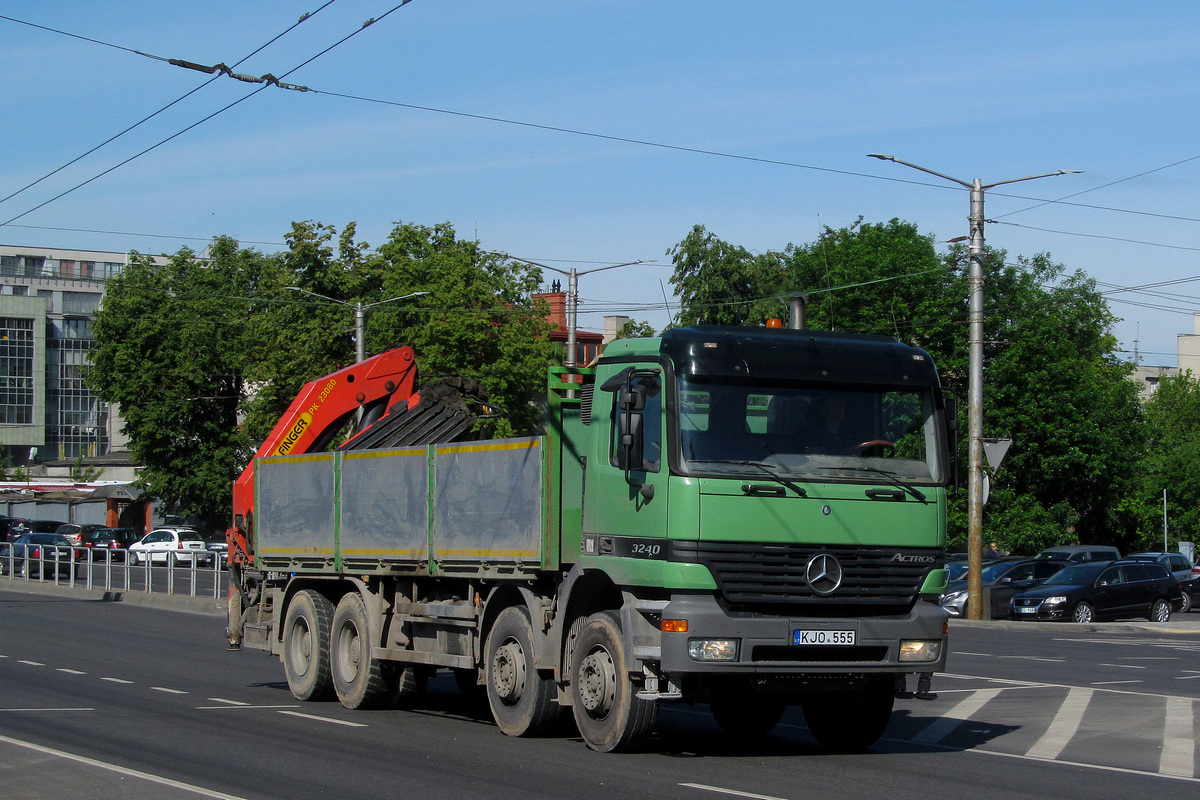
<box><xmin>802</xmin><ymin>680</ymin><xmax>894</xmax><ymax>751</ymax></box>
<box><xmin>330</xmin><ymin>592</ymin><xmax>391</xmax><ymax>709</ymax></box>
<box><xmin>1150</xmin><ymin>598</ymin><xmax>1172</xmax><ymax>623</ymax></box>
<box><xmin>1072</xmin><ymin>601</ymin><xmax>1095</xmax><ymax>624</ymax></box>
<box><xmin>485</xmin><ymin>606</ymin><xmax>560</xmax><ymax>736</ymax></box>
<box><xmin>1180</xmin><ymin>591</ymin><xmax>1192</xmax><ymax>614</ymax></box>
<box><xmin>570</xmin><ymin>611</ymin><xmax>657</xmax><ymax>752</ymax></box>
<box><xmin>710</xmin><ymin>692</ymin><xmax>786</xmax><ymax>737</ymax></box>
<box><xmin>283</xmin><ymin>589</ymin><xmax>335</xmax><ymax>701</ymax></box>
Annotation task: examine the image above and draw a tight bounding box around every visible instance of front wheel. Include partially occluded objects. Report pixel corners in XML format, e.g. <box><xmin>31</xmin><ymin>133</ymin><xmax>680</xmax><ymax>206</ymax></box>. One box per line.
<box><xmin>485</xmin><ymin>606</ymin><xmax>560</xmax><ymax>736</ymax></box>
<box><xmin>1150</xmin><ymin>598</ymin><xmax>1172</xmax><ymax>623</ymax></box>
<box><xmin>1072</xmin><ymin>601</ymin><xmax>1095</xmax><ymax>623</ymax></box>
<box><xmin>283</xmin><ymin>590</ymin><xmax>334</xmax><ymax>701</ymax></box>
<box><xmin>802</xmin><ymin>680</ymin><xmax>894</xmax><ymax>751</ymax></box>
<box><xmin>570</xmin><ymin>611</ymin><xmax>657</xmax><ymax>752</ymax></box>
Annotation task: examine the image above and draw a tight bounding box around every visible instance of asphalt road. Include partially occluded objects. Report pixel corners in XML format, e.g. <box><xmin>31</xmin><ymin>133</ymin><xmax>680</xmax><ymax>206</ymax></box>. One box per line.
<box><xmin>2</xmin><ymin>584</ymin><xmax>1199</xmax><ymax>800</ymax></box>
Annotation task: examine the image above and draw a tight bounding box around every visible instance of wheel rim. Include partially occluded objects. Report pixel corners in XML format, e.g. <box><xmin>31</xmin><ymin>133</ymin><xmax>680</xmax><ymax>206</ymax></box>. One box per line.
<box><xmin>577</xmin><ymin>645</ymin><xmax>617</xmax><ymax>718</ymax></box>
<box><xmin>1074</xmin><ymin>605</ymin><xmax>1092</xmax><ymax>623</ymax></box>
<box><xmin>333</xmin><ymin>620</ymin><xmax>363</xmax><ymax>683</ymax></box>
<box><xmin>490</xmin><ymin>638</ymin><xmax>526</xmax><ymax>706</ymax></box>
<box><xmin>289</xmin><ymin>617</ymin><xmax>313</xmax><ymax>677</ymax></box>
<box><xmin>1154</xmin><ymin>601</ymin><xmax>1170</xmax><ymax>622</ymax></box>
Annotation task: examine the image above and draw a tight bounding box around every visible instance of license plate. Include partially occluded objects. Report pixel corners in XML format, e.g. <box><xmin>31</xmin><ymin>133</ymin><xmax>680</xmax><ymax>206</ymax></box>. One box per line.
<box><xmin>1014</xmin><ymin>606</ymin><xmax>1036</xmax><ymax>614</ymax></box>
<box><xmin>794</xmin><ymin>630</ymin><xmax>855</xmax><ymax>645</ymax></box>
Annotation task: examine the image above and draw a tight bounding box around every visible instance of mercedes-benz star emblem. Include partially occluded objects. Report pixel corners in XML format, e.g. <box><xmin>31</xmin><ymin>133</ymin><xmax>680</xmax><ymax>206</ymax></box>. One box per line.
<box><xmin>805</xmin><ymin>553</ymin><xmax>843</xmax><ymax>596</ymax></box>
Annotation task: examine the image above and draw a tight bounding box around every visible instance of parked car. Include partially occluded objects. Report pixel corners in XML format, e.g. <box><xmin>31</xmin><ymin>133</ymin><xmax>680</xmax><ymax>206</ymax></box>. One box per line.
<box><xmin>54</xmin><ymin>523</ymin><xmax>107</xmax><ymax>547</ymax></box>
<box><xmin>1</xmin><ymin>518</ymin><xmax>27</xmax><ymax>543</ymax></box>
<box><xmin>203</xmin><ymin>532</ymin><xmax>228</xmax><ymax>569</ymax></box>
<box><xmin>1033</xmin><ymin>545</ymin><xmax>1121</xmax><ymax>563</ymax></box>
<box><xmin>128</xmin><ymin>527</ymin><xmax>214</xmax><ymax>566</ymax></box>
<box><xmin>940</xmin><ymin>558</ymin><xmax>1068</xmax><ymax>619</ymax></box>
<box><xmin>0</xmin><ymin>533</ymin><xmax>86</xmax><ymax>578</ymax></box>
<box><xmin>1127</xmin><ymin>552</ymin><xmax>1197</xmax><ymax>612</ymax></box>
<box><xmin>1011</xmin><ymin>560</ymin><xmax>1181</xmax><ymax>623</ymax></box>
<box><xmin>81</xmin><ymin>527</ymin><xmax>142</xmax><ymax>562</ymax></box>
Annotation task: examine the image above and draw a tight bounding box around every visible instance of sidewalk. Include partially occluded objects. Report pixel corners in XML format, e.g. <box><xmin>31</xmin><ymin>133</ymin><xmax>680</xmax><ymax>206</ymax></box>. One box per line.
<box><xmin>0</xmin><ymin>574</ymin><xmax>226</xmax><ymax>616</ymax></box>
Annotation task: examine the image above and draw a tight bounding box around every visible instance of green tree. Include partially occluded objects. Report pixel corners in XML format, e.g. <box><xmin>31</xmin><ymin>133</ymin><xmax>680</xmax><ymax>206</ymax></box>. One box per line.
<box><xmin>88</xmin><ymin>237</ymin><xmax>265</xmax><ymax>526</ymax></box>
<box><xmin>614</xmin><ymin>319</ymin><xmax>656</xmax><ymax>339</ymax></box>
<box><xmin>668</xmin><ymin>224</ymin><xmax>784</xmax><ymax>326</ymax></box>
<box><xmin>1134</xmin><ymin>371</ymin><xmax>1200</xmax><ymax>547</ymax></box>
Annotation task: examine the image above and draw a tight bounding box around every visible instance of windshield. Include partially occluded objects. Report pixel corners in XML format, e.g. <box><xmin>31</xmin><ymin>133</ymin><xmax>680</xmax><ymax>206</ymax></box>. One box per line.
<box><xmin>1043</xmin><ymin>563</ymin><xmax>1107</xmax><ymax>586</ymax></box>
<box><xmin>677</xmin><ymin>378</ymin><xmax>945</xmax><ymax>483</ymax></box>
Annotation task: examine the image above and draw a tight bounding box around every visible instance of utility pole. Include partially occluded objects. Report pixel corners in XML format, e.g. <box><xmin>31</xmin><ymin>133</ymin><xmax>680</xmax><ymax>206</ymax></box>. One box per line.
<box><xmin>868</xmin><ymin>154</ymin><xmax>1080</xmax><ymax>620</ymax></box>
<box><xmin>506</xmin><ymin>257</ymin><xmax>643</xmax><ymax>367</ymax></box>
<box><xmin>287</xmin><ymin>288</ymin><xmax>428</xmax><ymax>363</ymax></box>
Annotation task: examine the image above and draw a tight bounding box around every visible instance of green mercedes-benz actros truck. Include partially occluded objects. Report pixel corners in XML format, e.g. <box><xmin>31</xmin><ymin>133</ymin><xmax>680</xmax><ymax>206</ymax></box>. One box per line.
<box><xmin>227</xmin><ymin>323</ymin><xmax>954</xmax><ymax>752</ymax></box>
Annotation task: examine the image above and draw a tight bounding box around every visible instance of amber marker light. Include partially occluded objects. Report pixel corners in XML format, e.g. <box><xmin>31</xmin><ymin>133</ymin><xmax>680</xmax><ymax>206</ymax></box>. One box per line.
<box><xmin>661</xmin><ymin>619</ymin><xmax>689</xmax><ymax>633</ymax></box>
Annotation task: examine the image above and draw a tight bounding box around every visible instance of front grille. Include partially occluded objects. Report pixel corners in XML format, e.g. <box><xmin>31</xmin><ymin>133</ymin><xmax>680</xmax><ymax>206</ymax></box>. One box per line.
<box><xmin>669</xmin><ymin>541</ymin><xmax>938</xmax><ymax>614</ymax></box>
<box><xmin>752</xmin><ymin>645</ymin><xmax>890</xmax><ymax>663</ymax></box>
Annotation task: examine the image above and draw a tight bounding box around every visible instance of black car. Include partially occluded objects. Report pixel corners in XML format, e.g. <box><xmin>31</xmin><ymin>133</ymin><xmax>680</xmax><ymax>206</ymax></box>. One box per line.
<box><xmin>940</xmin><ymin>558</ymin><xmax>1067</xmax><ymax>619</ymax></box>
<box><xmin>81</xmin><ymin>527</ymin><xmax>142</xmax><ymax>562</ymax></box>
<box><xmin>1011</xmin><ymin>560</ymin><xmax>1181</xmax><ymax>623</ymax></box>
<box><xmin>8</xmin><ymin>519</ymin><xmax>68</xmax><ymax>541</ymax></box>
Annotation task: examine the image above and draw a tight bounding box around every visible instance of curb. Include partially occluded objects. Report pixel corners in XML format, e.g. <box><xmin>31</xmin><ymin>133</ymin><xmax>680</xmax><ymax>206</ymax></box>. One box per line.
<box><xmin>948</xmin><ymin>617</ymin><xmax>1200</xmax><ymax>635</ymax></box>
<box><xmin>0</xmin><ymin>576</ymin><xmax>226</xmax><ymax>616</ymax></box>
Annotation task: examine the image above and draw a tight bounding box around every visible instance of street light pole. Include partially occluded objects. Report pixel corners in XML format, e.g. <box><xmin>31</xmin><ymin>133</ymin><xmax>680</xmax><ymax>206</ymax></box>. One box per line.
<box><xmin>867</xmin><ymin>154</ymin><xmax>1080</xmax><ymax>620</ymax></box>
<box><xmin>506</xmin><ymin>257</ymin><xmax>643</xmax><ymax>367</ymax></box>
<box><xmin>286</xmin><ymin>288</ymin><xmax>429</xmax><ymax>363</ymax></box>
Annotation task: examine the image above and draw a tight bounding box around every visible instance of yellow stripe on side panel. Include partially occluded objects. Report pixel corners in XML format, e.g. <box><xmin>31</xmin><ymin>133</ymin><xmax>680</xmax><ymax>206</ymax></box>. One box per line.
<box><xmin>436</xmin><ymin>440</ymin><xmax>539</xmax><ymax>455</ymax></box>
<box><xmin>342</xmin><ymin>448</ymin><xmax>426</xmax><ymax>461</ymax></box>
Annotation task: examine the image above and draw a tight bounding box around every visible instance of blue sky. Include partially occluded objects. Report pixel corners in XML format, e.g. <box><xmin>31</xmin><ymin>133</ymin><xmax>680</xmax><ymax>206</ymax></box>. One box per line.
<box><xmin>3</xmin><ymin>1</ymin><xmax>1200</xmax><ymax>365</ymax></box>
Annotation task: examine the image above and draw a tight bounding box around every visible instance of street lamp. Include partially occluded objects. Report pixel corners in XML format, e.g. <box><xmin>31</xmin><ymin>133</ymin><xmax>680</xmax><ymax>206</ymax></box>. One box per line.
<box><xmin>505</xmin><ymin>257</ymin><xmax>643</xmax><ymax>367</ymax></box>
<box><xmin>286</xmin><ymin>287</ymin><xmax>429</xmax><ymax>363</ymax></box>
<box><xmin>867</xmin><ymin>153</ymin><xmax>1081</xmax><ymax>620</ymax></box>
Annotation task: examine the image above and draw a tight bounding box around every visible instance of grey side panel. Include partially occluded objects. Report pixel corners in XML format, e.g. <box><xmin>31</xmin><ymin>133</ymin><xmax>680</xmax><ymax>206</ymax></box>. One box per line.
<box><xmin>433</xmin><ymin>437</ymin><xmax>543</xmax><ymax>564</ymax></box>
<box><xmin>339</xmin><ymin>448</ymin><xmax>429</xmax><ymax>562</ymax></box>
<box><xmin>256</xmin><ymin>454</ymin><xmax>336</xmax><ymax>557</ymax></box>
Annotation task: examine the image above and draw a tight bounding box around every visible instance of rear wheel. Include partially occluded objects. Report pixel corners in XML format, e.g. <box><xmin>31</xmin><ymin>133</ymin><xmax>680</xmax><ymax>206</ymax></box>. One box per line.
<box><xmin>1072</xmin><ymin>601</ymin><xmax>1095</xmax><ymax>623</ymax></box>
<box><xmin>330</xmin><ymin>592</ymin><xmax>391</xmax><ymax>709</ymax></box>
<box><xmin>283</xmin><ymin>590</ymin><xmax>334</xmax><ymax>701</ymax></box>
<box><xmin>802</xmin><ymin>680</ymin><xmax>894</xmax><ymax>751</ymax></box>
<box><xmin>570</xmin><ymin>611</ymin><xmax>657</xmax><ymax>752</ymax></box>
<box><xmin>1150</xmin><ymin>598</ymin><xmax>1172</xmax><ymax>623</ymax></box>
<box><xmin>1182</xmin><ymin>591</ymin><xmax>1193</xmax><ymax>614</ymax></box>
<box><xmin>485</xmin><ymin>606</ymin><xmax>560</xmax><ymax>736</ymax></box>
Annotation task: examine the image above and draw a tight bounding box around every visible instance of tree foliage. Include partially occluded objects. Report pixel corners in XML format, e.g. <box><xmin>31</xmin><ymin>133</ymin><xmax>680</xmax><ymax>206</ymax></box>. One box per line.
<box><xmin>1132</xmin><ymin>371</ymin><xmax>1200</xmax><ymax>548</ymax></box>
<box><xmin>667</xmin><ymin>219</ymin><xmax>1144</xmax><ymax>554</ymax></box>
<box><xmin>89</xmin><ymin>221</ymin><xmax>556</xmax><ymax>523</ymax></box>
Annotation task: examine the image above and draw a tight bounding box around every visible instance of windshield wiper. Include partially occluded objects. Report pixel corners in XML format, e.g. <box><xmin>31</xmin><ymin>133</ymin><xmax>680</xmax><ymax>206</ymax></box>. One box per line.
<box><xmin>822</xmin><ymin>466</ymin><xmax>927</xmax><ymax>502</ymax></box>
<box><xmin>689</xmin><ymin>459</ymin><xmax>807</xmax><ymax>497</ymax></box>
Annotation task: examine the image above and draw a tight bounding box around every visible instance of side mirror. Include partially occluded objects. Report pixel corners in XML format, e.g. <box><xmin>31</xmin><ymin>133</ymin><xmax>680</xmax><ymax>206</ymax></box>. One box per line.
<box><xmin>616</xmin><ymin>409</ymin><xmax>645</xmax><ymax>472</ymax></box>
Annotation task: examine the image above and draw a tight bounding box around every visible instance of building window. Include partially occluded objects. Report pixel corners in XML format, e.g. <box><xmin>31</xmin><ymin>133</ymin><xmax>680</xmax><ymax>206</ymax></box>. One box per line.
<box><xmin>62</xmin><ymin>292</ymin><xmax>101</xmax><ymax>315</ymax></box>
<box><xmin>0</xmin><ymin>317</ymin><xmax>34</xmax><ymax>425</ymax></box>
<box><xmin>11</xmin><ymin>286</ymin><xmax>27</xmax><ymax>296</ymax></box>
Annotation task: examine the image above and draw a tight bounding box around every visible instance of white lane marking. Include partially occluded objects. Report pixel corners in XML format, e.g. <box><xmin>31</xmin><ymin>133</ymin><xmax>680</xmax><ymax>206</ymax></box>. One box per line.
<box><xmin>0</xmin><ymin>732</ymin><xmax>253</xmax><ymax>799</ymax></box>
<box><xmin>1097</xmin><ymin>663</ymin><xmax>1146</xmax><ymax>669</ymax></box>
<box><xmin>100</xmin><ymin>677</ymin><xmax>134</xmax><ymax>684</ymax></box>
<box><xmin>17</xmin><ymin>660</ymin><xmax>44</xmax><ymax>666</ymax></box>
<box><xmin>680</xmin><ymin>783</ymin><xmax>788</xmax><ymax>800</ymax></box>
<box><xmin>196</xmin><ymin>704</ymin><xmax>300</xmax><ymax>710</ymax></box>
<box><xmin>1026</xmin><ymin>687</ymin><xmax>1092</xmax><ymax>760</ymax></box>
<box><xmin>0</xmin><ymin>707</ymin><xmax>94</xmax><ymax>712</ymax></box>
<box><xmin>277</xmin><ymin>710</ymin><xmax>367</xmax><ymax>727</ymax></box>
<box><xmin>998</xmin><ymin>656</ymin><xmax>1065</xmax><ymax>663</ymax></box>
<box><xmin>57</xmin><ymin>668</ymin><xmax>86</xmax><ymax>675</ymax></box>
<box><xmin>912</xmin><ymin>688</ymin><xmax>1001</xmax><ymax>744</ymax></box>
<box><xmin>1090</xmin><ymin>680</ymin><xmax>1142</xmax><ymax>686</ymax></box>
<box><xmin>1161</xmin><ymin>697</ymin><xmax>1196</xmax><ymax>777</ymax></box>
<box><xmin>954</xmin><ymin>651</ymin><xmax>991</xmax><ymax>656</ymax></box>
<box><xmin>1177</xmin><ymin>675</ymin><xmax>1200</xmax><ymax>680</ymax></box>
<box><xmin>207</xmin><ymin>698</ymin><xmax>250</xmax><ymax>706</ymax></box>
<box><xmin>151</xmin><ymin>687</ymin><xmax>188</xmax><ymax>695</ymax></box>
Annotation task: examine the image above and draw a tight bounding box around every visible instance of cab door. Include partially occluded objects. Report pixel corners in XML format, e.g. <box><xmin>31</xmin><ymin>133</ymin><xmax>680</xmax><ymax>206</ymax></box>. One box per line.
<box><xmin>583</xmin><ymin>368</ymin><xmax>669</xmax><ymax>556</ymax></box>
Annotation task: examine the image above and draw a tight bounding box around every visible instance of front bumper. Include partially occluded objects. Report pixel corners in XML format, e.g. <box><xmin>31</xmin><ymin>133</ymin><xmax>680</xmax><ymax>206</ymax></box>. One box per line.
<box><xmin>658</xmin><ymin>594</ymin><xmax>947</xmax><ymax>675</ymax></box>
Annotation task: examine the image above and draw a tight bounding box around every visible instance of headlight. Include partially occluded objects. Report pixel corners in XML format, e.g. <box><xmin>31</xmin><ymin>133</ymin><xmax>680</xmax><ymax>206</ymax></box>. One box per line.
<box><xmin>688</xmin><ymin>638</ymin><xmax>740</xmax><ymax>662</ymax></box>
<box><xmin>1043</xmin><ymin>595</ymin><xmax>1067</xmax><ymax>605</ymax></box>
<box><xmin>899</xmin><ymin>640</ymin><xmax>942</xmax><ymax>662</ymax></box>
<box><xmin>941</xmin><ymin>590</ymin><xmax>966</xmax><ymax>603</ymax></box>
